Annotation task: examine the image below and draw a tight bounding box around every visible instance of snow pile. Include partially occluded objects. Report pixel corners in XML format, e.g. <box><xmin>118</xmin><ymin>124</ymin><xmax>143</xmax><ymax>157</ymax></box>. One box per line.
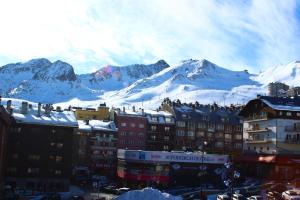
<box><xmin>115</xmin><ymin>187</ymin><xmax>182</xmax><ymax>200</ymax></box>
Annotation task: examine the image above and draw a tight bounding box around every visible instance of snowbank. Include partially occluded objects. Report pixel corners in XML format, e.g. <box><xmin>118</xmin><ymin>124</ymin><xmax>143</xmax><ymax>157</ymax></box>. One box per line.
<box><xmin>115</xmin><ymin>187</ymin><xmax>182</xmax><ymax>200</ymax></box>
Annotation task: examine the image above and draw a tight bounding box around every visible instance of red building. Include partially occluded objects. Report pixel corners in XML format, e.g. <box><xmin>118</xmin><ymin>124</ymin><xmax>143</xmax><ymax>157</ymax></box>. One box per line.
<box><xmin>114</xmin><ymin>107</ymin><xmax>147</xmax><ymax>150</ymax></box>
<box><xmin>0</xmin><ymin>104</ymin><xmax>11</xmax><ymax>198</ymax></box>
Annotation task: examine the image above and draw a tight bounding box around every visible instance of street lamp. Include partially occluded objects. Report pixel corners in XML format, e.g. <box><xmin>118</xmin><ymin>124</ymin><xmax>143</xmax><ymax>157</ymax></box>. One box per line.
<box><xmin>223</xmin><ymin>160</ymin><xmax>240</xmax><ymax>199</ymax></box>
<box><xmin>200</xmin><ymin>141</ymin><xmax>208</xmax><ymax>200</ymax></box>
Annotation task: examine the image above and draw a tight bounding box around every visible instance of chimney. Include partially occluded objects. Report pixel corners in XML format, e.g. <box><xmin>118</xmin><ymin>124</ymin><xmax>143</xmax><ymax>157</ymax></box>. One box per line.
<box><xmin>44</xmin><ymin>104</ymin><xmax>51</xmax><ymax>116</ymax></box>
<box><xmin>123</xmin><ymin>107</ymin><xmax>125</xmax><ymax>113</ymax></box>
<box><xmin>117</xmin><ymin>108</ymin><xmax>121</xmax><ymax>115</ymax></box>
<box><xmin>132</xmin><ymin>105</ymin><xmax>136</xmax><ymax>112</ymax></box>
<box><xmin>37</xmin><ymin>102</ymin><xmax>42</xmax><ymax>116</ymax></box>
<box><xmin>21</xmin><ymin>101</ymin><xmax>28</xmax><ymax>114</ymax></box>
<box><xmin>28</xmin><ymin>104</ymin><xmax>33</xmax><ymax>109</ymax></box>
<box><xmin>85</xmin><ymin>119</ymin><xmax>89</xmax><ymax>125</ymax></box>
<box><xmin>6</xmin><ymin>100</ymin><xmax>12</xmax><ymax>110</ymax></box>
<box><xmin>142</xmin><ymin>109</ymin><xmax>144</xmax><ymax>116</ymax></box>
<box><xmin>56</xmin><ymin>106</ymin><xmax>62</xmax><ymax>112</ymax></box>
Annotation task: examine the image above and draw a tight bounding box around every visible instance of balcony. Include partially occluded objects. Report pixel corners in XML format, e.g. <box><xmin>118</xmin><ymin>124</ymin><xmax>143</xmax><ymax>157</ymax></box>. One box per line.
<box><xmin>245</xmin><ymin>137</ymin><xmax>274</xmax><ymax>144</ymax></box>
<box><xmin>245</xmin><ymin>127</ymin><xmax>269</xmax><ymax>133</ymax></box>
<box><xmin>244</xmin><ymin>116</ymin><xmax>268</xmax><ymax>122</ymax></box>
<box><xmin>285</xmin><ymin>138</ymin><xmax>300</xmax><ymax>144</ymax></box>
<box><xmin>285</xmin><ymin>126</ymin><xmax>300</xmax><ymax>133</ymax></box>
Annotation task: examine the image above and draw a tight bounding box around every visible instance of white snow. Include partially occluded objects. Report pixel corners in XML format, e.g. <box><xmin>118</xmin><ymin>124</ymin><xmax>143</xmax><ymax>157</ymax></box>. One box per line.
<box><xmin>2</xmin><ymin>98</ymin><xmax>78</xmax><ymax>127</ymax></box>
<box><xmin>115</xmin><ymin>187</ymin><xmax>182</xmax><ymax>200</ymax></box>
<box><xmin>78</xmin><ymin>120</ymin><xmax>117</xmax><ymax>132</ymax></box>
<box><xmin>1</xmin><ymin>58</ymin><xmax>299</xmax><ymax>109</ymax></box>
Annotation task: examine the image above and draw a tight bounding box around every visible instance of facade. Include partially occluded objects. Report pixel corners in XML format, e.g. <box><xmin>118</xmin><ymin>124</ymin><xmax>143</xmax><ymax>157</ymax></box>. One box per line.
<box><xmin>239</xmin><ymin>96</ymin><xmax>300</xmax><ymax>180</ymax></box>
<box><xmin>74</xmin><ymin>103</ymin><xmax>109</xmax><ymax>120</ymax></box>
<box><xmin>114</xmin><ymin>107</ymin><xmax>148</xmax><ymax>150</ymax></box>
<box><xmin>268</xmin><ymin>82</ymin><xmax>289</xmax><ymax>97</ymax></box>
<box><xmin>144</xmin><ymin>110</ymin><xmax>175</xmax><ymax>151</ymax></box>
<box><xmin>5</xmin><ymin>101</ymin><xmax>78</xmax><ymax>192</ymax></box>
<box><xmin>161</xmin><ymin>99</ymin><xmax>243</xmax><ymax>155</ymax></box>
<box><xmin>76</xmin><ymin>120</ymin><xmax>117</xmax><ymax>178</ymax></box>
<box><xmin>0</xmin><ymin>104</ymin><xmax>11</xmax><ymax>198</ymax></box>
<box><xmin>287</xmin><ymin>86</ymin><xmax>300</xmax><ymax>97</ymax></box>
<box><xmin>117</xmin><ymin>149</ymin><xmax>229</xmax><ymax>187</ymax></box>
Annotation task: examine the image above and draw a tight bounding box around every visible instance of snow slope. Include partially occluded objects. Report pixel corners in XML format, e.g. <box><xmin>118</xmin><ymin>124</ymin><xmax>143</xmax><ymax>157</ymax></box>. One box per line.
<box><xmin>1</xmin><ymin>58</ymin><xmax>298</xmax><ymax>109</ymax></box>
<box><xmin>115</xmin><ymin>188</ymin><xmax>182</xmax><ymax>200</ymax></box>
<box><xmin>253</xmin><ymin>60</ymin><xmax>300</xmax><ymax>86</ymax></box>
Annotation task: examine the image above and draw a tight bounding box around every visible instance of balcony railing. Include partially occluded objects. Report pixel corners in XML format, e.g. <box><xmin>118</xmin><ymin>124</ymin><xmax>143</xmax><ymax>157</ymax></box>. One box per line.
<box><xmin>285</xmin><ymin>138</ymin><xmax>300</xmax><ymax>144</ymax></box>
<box><xmin>244</xmin><ymin>116</ymin><xmax>268</xmax><ymax>122</ymax></box>
<box><xmin>245</xmin><ymin>127</ymin><xmax>269</xmax><ymax>133</ymax></box>
<box><xmin>245</xmin><ymin>137</ymin><xmax>273</xmax><ymax>143</ymax></box>
<box><xmin>285</xmin><ymin>126</ymin><xmax>300</xmax><ymax>132</ymax></box>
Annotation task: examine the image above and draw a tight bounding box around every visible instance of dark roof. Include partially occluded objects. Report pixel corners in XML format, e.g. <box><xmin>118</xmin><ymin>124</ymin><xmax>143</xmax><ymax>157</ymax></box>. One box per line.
<box><xmin>259</xmin><ymin>96</ymin><xmax>300</xmax><ymax>107</ymax></box>
<box><xmin>173</xmin><ymin>105</ymin><xmax>241</xmax><ymax>125</ymax></box>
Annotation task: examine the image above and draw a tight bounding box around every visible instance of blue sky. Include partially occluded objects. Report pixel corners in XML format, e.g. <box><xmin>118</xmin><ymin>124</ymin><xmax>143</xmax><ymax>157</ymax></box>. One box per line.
<box><xmin>0</xmin><ymin>0</ymin><xmax>299</xmax><ymax>74</ymax></box>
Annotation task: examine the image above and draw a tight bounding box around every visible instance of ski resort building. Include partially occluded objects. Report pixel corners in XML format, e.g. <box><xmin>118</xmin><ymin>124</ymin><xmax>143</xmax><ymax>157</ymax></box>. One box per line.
<box><xmin>238</xmin><ymin>96</ymin><xmax>300</xmax><ymax>180</ymax></box>
<box><xmin>161</xmin><ymin>99</ymin><xmax>243</xmax><ymax>155</ymax></box>
<box><xmin>75</xmin><ymin>120</ymin><xmax>118</xmax><ymax>178</ymax></box>
<box><xmin>4</xmin><ymin>100</ymin><xmax>78</xmax><ymax>192</ymax></box>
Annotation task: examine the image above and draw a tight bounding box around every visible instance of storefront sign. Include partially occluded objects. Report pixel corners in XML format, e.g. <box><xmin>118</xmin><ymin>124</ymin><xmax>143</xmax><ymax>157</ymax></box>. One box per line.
<box><xmin>118</xmin><ymin>149</ymin><xmax>228</xmax><ymax>164</ymax></box>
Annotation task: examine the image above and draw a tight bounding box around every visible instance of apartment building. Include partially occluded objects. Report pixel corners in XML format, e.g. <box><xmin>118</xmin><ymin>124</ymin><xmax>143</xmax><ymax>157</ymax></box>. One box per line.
<box><xmin>5</xmin><ymin>101</ymin><xmax>78</xmax><ymax>191</ymax></box>
<box><xmin>239</xmin><ymin>96</ymin><xmax>300</xmax><ymax>180</ymax></box>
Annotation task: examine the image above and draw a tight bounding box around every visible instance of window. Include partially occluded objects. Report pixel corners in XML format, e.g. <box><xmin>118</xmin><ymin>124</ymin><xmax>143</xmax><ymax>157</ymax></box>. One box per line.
<box><xmin>51</xmin><ymin>129</ymin><xmax>56</xmax><ymax>133</ymax></box>
<box><xmin>12</xmin><ymin>153</ymin><xmax>18</xmax><ymax>159</ymax></box>
<box><xmin>164</xmin><ymin>136</ymin><xmax>170</xmax><ymax>141</ymax></box>
<box><xmin>234</xmin><ymin>143</ymin><xmax>242</xmax><ymax>149</ymax></box>
<box><xmin>131</xmin><ymin>123</ymin><xmax>136</xmax><ymax>128</ymax></box>
<box><xmin>151</xmin><ymin>117</ymin><xmax>158</xmax><ymax>122</ymax></box>
<box><xmin>286</xmin><ymin>112</ymin><xmax>292</xmax><ymax>116</ymax></box>
<box><xmin>215</xmin><ymin>142</ymin><xmax>224</xmax><ymax>147</ymax></box>
<box><xmin>165</xmin><ymin>117</ymin><xmax>172</xmax><ymax>123</ymax></box>
<box><xmin>225</xmin><ymin>134</ymin><xmax>232</xmax><ymax>139</ymax></box>
<box><xmin>56</xmin><ymin>156</ymin><xmax>63</xmax><ymax>162</ymax></box>
<box><xmin>49</xmin><ymin>155</ymin><xmax>55</xmax><ymax>160</ymax></box>
<box><xmin>234</xmin><ymin>134</ymin><xmax>242</xmax><ymax>140</ymax></box>
<box><xmin>151</xmin><ymin>135</ymin><xmax>157</xmax><ymax>140</ymax></box>
<box><xmin>176</xmin><ymin>130</ymin><xmax>185</xmax><ymax>136</ymax></box>
<box><xmin>28</xmin><ymin>155</ymin><xmax>40</xmax><ymax>161</ymax></box>
<box><xmin>139</xmin><ymin>124</ymin><xmax>145</xmax><ymax>128</ymax></box>
<box><xmin>27</xmin><ymin>168</ymin><xmax>39</xmax><ymax>174</ymax></box>
<box><xmin>196</xmin><ymin>131</ymin><xmax>205</xmax><ymax>137</ymax></box>
<box><xmin>138</xmin><ymin>132</ymin><xmax>144</xmax><ymax>136</ymax></box>
<box><xmin>163</xmin><ymin>145</ymin><xmax>169</xmax><ymax>150</ymax></box>
<box><xmin>151</xmin><ymin>126</ymin><xmax>157</xmax><ymax>131</ymax></box>
<box><xmin>165</xmin><ymin>127</ymin><xmax>170</xmax><ymax>132</ymax></box>
<box><xmin>55</xmin><ymin>170</ymin><xmax>62</xmax><ymax>175</ymax></box>
<box><xmin>279</xmin><ymin>111</ymin><xmax>283</xmax><ymax>116</ymax></box>
<box><xmin>7</xmin><ymin>167</ymin><xmax>17</xmax><ymax>173</ymax></box>
<box><xmin>187</xmin><ymin>131</ymin><xmax>195</xmax><ymax>137</ymax></box>
<box><xmin>198</xmin><ymin>122</ymin><xmax>206</xmax><ymax>129</ymax></box>
<box><xmin>50</xmin><ymin>142</ymin><xmax>56</xmax><ymax>147</ymax></box>
<box><xmin>297</xmin><ymin>113</ymin><xmax>300</xmax><ymax>117</ymax></box>
<box><xmin>57</xmin><ymin>143</ymin><xmax>63</xmax><ymax>148</ymax></box>
<box><xmin>121</xmin><ymin>122</ymin><xmax>127</xmax><ymax>127</ymax></box>
<box><xmin>217</xmin><ymin>124</ymin><xmax>224</xmax><ymax>130</ymax></box>
<box><xmin>177</xmin><ymin>121</ymin><xmax>186</xmax><ymax>127</ymax></box>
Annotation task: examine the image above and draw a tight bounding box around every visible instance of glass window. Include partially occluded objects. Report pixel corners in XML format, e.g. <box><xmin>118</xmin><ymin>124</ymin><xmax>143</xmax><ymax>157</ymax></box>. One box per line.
<box><xmin>139</xmin><ymin>124</ymin><xmax>144</xmax><ymax>128</ymax></box>
<box><xmin>165</xmin><ymin>127</ymin><xmax>170</xmax><ymax>132</ymax></box>
<box><xmin>121</xmin><ymin>122</ymin><xmax>127</xmax><ymax>127</ymax></box>
<box><xmin>151</xmin><ymin>126</ymin><xmax>157</xmax><ymax>131</ymax></box>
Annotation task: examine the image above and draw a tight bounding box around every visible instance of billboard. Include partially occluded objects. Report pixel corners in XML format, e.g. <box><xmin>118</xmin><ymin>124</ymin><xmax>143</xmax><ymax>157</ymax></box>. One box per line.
<box><xmin>117</xmin><ymin>149</ymin><xmax>228</xmax><ymax>164</ymax></box>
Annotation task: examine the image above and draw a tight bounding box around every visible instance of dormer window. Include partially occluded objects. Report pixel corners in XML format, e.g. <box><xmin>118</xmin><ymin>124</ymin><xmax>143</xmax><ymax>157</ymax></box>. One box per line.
<box><xmin>286</xmin><ymin>112</ymin><xmax>292</xmax><ymax>116</ymax></box>
<box><xmin>151</xmin><ymin>117</ymin><xmax>158</xmax><ymax>122</ymax></box>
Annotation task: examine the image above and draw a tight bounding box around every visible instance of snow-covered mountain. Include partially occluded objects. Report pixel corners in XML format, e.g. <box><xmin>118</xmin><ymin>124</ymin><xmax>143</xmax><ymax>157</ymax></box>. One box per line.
<box><xmin>0</xmin><ymin>58</ymin><xmax>299</xmax><ymax>108</ymax></box>
<box><xmin>0</xmin><ymin>58</ymin><xmax>169</xmax><ymax>103</ymax></box>
<box><xmin>78</xmin><ymin>60</ymin><xmax>169</xmax><ymax>91</ymax></box>
<box><xmin>252</xmin><ymin>60</ymin><xmax>300</xmax><ymax>86</ymax></box>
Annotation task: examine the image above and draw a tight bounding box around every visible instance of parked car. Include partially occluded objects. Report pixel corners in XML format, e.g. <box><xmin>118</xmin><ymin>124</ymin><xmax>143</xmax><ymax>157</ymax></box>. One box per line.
<box><xmin>217</xmin><ymin>194</ymin><xmax>230</xmax><ymax>200</ymax></box>
<box><xmin>267</xmin><ymin>183</ymin><xmax>287</xmax><ymax>200</ymax></box>
<box><xmin>102</xmin><ymin>185</ymin><xmax>119</xmax><ymax>194</ymax></box>
<box><xmin>247</xmin><ymin>195</ymin><xmax>263</xmax><ymax>200</ymax></box>
<box><xmin>117</xmin><ymin>187</ymin><xmax>130</xmax><ymax>195</ymax></box>
<box><xmin>282</xmin><ymin>190</ymin><xmax>300</xmax><ymax>200</ymax></box>
<box><xmin>233</xmin><ymin>193</ymin><xmax>247</xmax><ymax>200</ymax></box>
